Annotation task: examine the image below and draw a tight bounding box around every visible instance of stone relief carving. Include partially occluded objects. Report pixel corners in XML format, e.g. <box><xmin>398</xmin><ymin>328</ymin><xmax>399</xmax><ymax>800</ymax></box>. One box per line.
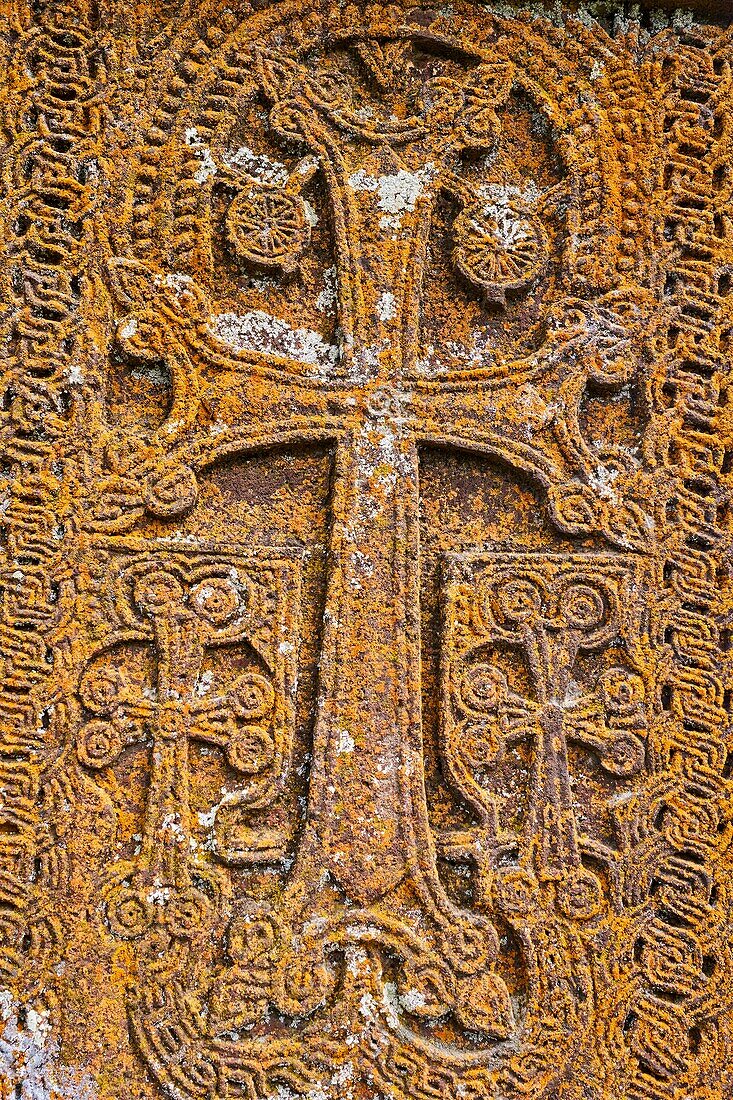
<box><xmin>0</xmin><ymin>2</ymin><xmax>731</xmax><ymax>1098</ymax></box>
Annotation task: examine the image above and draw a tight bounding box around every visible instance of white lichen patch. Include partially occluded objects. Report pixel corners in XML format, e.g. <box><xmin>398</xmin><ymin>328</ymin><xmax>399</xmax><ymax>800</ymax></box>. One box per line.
<box><xmin>348</xmin><ymin>164</ymin><xmax>437</xmax><ymax>229</ymax></box>
<box><xmin>473</xmin><ymin>182</ymin><xmax>543</xmax><ymax>250</ymax></box>
<box><xmin>349</xmin><ymin>549</ymin><xmax>374</xmax><ymax>579</ymax></box>
<box><xmin>197</xmin><ymin>807</ymin><xmax>217</xmax><ymax>829</ymax></box>
<box><xmin>358</xmin><ymin>992</ymin><xmax>378</xmax><ymax>1023</ymax></box>
<box><xmin>210</xmin><ymin>311</ymin><xmax>341</xmax><ymax>372</ymax></box>
<box><xmin>337</xmin><ymin>728</ymin><xmax>355</xmax><ymax>755</ymax></box>
<box><xmin>147</xmin><ymin>882</ymin><xmax>171</xmax><ymax>905</ymax></box>
<box><xmin>65</xmin><ymin>364</ymin><xmax>84</xmax><ymax>385</ymax></box>
<box><xmin>153</xmin><ymin>272</ymin><xmax>194</xmax><ymax>304</ymax></box>
<box><xmin>381</xmin><ymin>983</ymin><xmax>401</xmax><ymax>1029</ymax></box>
<box><xmin>0</xmin><ymin>990</ymin><xmax>97</xmax><ymax>1100</ymax></box>
<box><xmin>478</xmin><ymin>180</ymin><xmax>541</xmax><ymax>207</ymax></box>
<box><xmin>223</xmin><ymin>144</ymin><xmax>289</xmax><ymax>186</ymax></box>
<box><xmin>587</xmin><ymin>464</ymin><xmax>620</xmax><ymax>500</ymax></box>
<box><xmin>303</xmin><ymin>200</ymin><xmax>319</xmax><ymax>227</ymax></box>
<box><xmin>399</xmin><ymin>987</ymin><xmax>427</xmax><ymax>1012</ymax></box>
<box><xmin>184</xmin><ymin>126</ymin><xmax>217</xmax><ymax>183</ymax></box>
<box><xmin>589</xmin><ymin>58</ymin><xmax>605</xmax><ymax>82</ymax></box>
<box><xmin>195</xmin><ymin>669</ymin><xmax>213</xmax><ymax>697</ymax></box>
<box><xmin>376</xmin><ymin>291</ymin><xmax>397</xmax><ymax>321</ymax></box>
<box><xmin>131</xmin><ymin>363</ymin><xmax>170</xmax><ymax>387</ymax></box>
<box><xmin>315</xmin><ymin>267</ymin><xmax>338</xmax><ymax>314</ymax></box>
<box><xmin>560</xmin><ymin>679</ymin><xmax>583</xmax><ymax>709</ymax></box>
<box><xmin>118</xmin><ymin>316</ymin><xmax>137</xmax><ymax>340</ymax></box>
<box><xmin>160</xmin><ymin>813</ymin><xmax>186</xmax><ymax>843</ymax></box>
<box><xmin>417</xmin><ymin>328</ymin><xmax>500</xmax><ymax>375</ymax></box>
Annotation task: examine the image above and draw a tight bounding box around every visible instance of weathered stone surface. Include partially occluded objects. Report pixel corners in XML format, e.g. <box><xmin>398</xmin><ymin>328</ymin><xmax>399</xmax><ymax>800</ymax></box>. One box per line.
<box><xmin>0</xmin><ymin>1</ymin><xmax>732</xmax><ymax>1097</ymax></box>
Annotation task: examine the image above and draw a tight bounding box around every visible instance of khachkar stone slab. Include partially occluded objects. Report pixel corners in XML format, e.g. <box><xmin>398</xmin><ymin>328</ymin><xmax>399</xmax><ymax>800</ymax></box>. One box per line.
<box><xmin>0</xmin><ymin>0</ymin><xmax>732</xmax><ymax>1096</ymax></box>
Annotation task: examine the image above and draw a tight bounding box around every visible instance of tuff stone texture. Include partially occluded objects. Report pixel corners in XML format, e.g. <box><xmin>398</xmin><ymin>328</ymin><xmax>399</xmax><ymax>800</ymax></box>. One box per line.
<box><xmin>0</xmin><ymin>2</ymin><xmax>732</xmax><ymax>1098</ymax></box>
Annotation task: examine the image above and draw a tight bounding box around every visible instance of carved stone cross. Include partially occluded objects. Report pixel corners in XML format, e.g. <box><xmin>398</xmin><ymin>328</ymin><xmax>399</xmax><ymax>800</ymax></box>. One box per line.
<box><xmin>439</xmin><ymin>555</ymin><xmax>650</xmax><ymax>919</ymax></box>
<box><xmin>108</xmin><ymin>35</ymin><xmax>645</xmax><ymax>910</ymax></box>
<box><xmin>9</xmin><ymin>4</ymin><xmax>729</xmax><ymax>1099</ymax></box>
<box><xmin>76</xmin><ymin>557</ymin><xmax>286</xmax><ymax>937</ymax></box>
<box><xmin>210</xmin><ymin>49</ymin><xmax>557</xmax><ymax>904</ymax></box>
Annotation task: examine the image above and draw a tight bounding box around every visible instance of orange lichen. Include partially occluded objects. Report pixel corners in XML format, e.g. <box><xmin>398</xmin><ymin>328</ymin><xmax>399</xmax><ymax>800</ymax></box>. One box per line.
<box><xmin>0</xmin><ymin>2</ymin><xmax>731</xmax><ymax>1098</ymax></box>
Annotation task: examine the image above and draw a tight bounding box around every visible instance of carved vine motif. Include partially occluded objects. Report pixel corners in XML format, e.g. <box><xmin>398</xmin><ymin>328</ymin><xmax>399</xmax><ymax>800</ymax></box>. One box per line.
<box><xmin>1</xmin><ymin>3</ymin><xmax>732</xmax><ymax>1100</ymax></box>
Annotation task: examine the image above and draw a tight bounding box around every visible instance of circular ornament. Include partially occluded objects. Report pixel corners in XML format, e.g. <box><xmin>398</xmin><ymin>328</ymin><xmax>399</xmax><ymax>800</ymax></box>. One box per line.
<box><xmin>106</xmin><ymin>885</ymin><xmax>153</xmax><ymax>939</ymax></box>
<box><xmin>599</xmin><ymin>733</ymin><xmax>645</xmax><ymax>778</ymax></box>
<box><xmin>165</xmin><ymin>887</ymin><xmax>212</xmax><ymax>938</ymax></box>
<box><xmin>547</xmin><ymin>480</ymin><xmax>602</xmax><ymax>537</ymax></box>
<box><xmin>555</xmin><ymin>867</ymin><xmax>603</xmax><ymax>921</ymax></box>
<box><xmin>441</xmin><ymin>922</ymin><xmax>498</xmax><ymax>976</ymax></box>
<box><xmin>190</xmin><ymin>576</ymin><xmax>240</xmax><ymax>627</ymax></box>
<box><xmin>459</xmin><ymin>662</ymin><xmax>508</xmax><ymax>714</ymax></box>
<box><xmin>143</xmin><ymin>460</ymin><xmax>198</xmax><ymax>519</ymax></box>
<box><xmin>599</xmin><ymin>667</ymin><xmax>645</xmax><ymax>715</ymax></box>
<box><xmin>272</xmin><ymin>953</ymin><xmax>336</xmax><ymax>1018</ymax></box>
<box><xmin>227</xmin><ymin>909</ymin><xmax>279</xmax><ymax>964</ymax></box>
<box><xmin>560</xmin><ymin>582</ymin><xmax>606</xmax><ymax>632</ymax></box>
<box><xmin>226</xmin><ymin>725</ymin><xmax>275</xmax><ymax>774</ymax></box>
<box><xmin>79</xmin><ymin>666</ymin><xmax>127</xmax><ymax>716</ymax></box>
<box><xmin>77</xmin><ymin>719</ymin><xmax>123</xmax><ymax>769</ymax></box>
<box><xmin>493</xmin><ymin>867</ymin><xmax>540</xmax><ymax>918</ymax></box>
<box><xmin>497</xmin><ymin>577</ymin><xmax>542</xmax><ymax>624</ymax></box>
<box><xmin>452</xmin><ymin>199</ymin><xmax>548</xmax><ymax>305</ymax></box>
<box><xmin>133</xmin><ymin>567</ymin><xmax>185</xmax><ymax>617</ymax></box>
<box><xmin>226</xmin><ymin>182</ymin><xmax>310</xmax><ymax>274</ymax></box>
<box><xmin>233</xmin><ymin>673</ymin><xmax>275</xmax><ymax>721</ymax></box>
<box><xmin>459</xmin><ymin>718</ymin><xmax>504</xmax><ymax>771</ymax></box>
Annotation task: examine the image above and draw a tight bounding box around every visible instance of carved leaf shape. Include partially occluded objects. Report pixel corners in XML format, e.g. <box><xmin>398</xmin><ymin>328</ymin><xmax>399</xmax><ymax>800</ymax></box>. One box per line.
<box><xmin>454</xmin><ymin>971</ymin><xmax>515</xmax><ymax>1038</ymax></box>
<box><xmin>399</xmin><ymin>959</ymin><xmax>455</xmax><ymax>1019</ymax></box>
<box><xmin>603</xmin><ymin>499</ymin><xmax>654</xmax><ymax>551</ymax></box>
<box><xmin>255</xmin><ymin>50</ymin><xmax>301</xmax><ymax>101</ymax></box>
<box><xmin>106</xmin><ymin>256</ymin><xmax>158</xmax><ymax>309</ymax></box>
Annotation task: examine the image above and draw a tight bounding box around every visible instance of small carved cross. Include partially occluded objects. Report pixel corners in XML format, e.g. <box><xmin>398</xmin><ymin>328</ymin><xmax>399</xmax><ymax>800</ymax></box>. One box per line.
<box><xmin>77</xmin><ymin>562</ymin><xmax>277</xmax><ymax>936</ymax></box>
<box><xmin>440</xmin><ymin>561</ymin><xmax>648</xmax><ymax>918</ymax></box>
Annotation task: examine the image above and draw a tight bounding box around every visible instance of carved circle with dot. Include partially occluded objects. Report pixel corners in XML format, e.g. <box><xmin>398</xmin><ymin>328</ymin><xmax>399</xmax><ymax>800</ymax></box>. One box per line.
<box><xmin>459</xmin><ymin>662</ymin><xmax>507</xmax><ymax>714</ymax></box>
<box><xmin>226</xmin><ymin>725</ymin><xmax>275</xmax><ymax>774</ymax></box>
<box><xmin>226</xmin><ymin>182</ymin><xmax>310</xmax><ymax>274</ymax></box>
<box><xmin>134</xmin><ymin>568</ymin><xmax>185</xmax><ymax>617</ymax></box>
<box><xmin>497</xmin><ymin>577</ymin><xmax>542</xmax><ymax>624</ymax></box>
<box><xmin>106</xmin><ymin>885</ymin><xmax>153</xmax><ymax>939</ymax></box>
<box><xmin>561</xmin><ymin>582</ymin><xmax>606</xmax><ymax>631</ymax></box>
<box><xmin>555</xmin><ymin>867</ymin><xmax>603</xmax><ymax>921</ymax></box>
<box><xmin>191</xmin><ymin>576</ymin><xmax>241</xmax><ymax>627</ymax></box>
<box><xmin>601</xmin><ymin>733</ymin><xmax>645</xmax><ymax>778</ymax></box>
<box><xmin>79</xmin><ymin>666</ymin><xmax>127</xmax><ymax>715</ymax></box>
<box><xmin>452</xmin><ymin>199</ymin><xmax>549</xmax><ymax>306</ymax></box>
<box><xmin>599</xmin><ymin>667</ymin><xmax>645</xmax><ymax>714</ymax></box>
<box><xmin>460</xmin><ymin>719</ymin><xmax>503</xmax><ymax>770</ymax></box>
<box><xmin>272</xmin><ymin>954</ymin><xmax>336</xmax><ymax>1019</ymax></box>
<box><xmin>165</xmin><ymin>887</ymin><xmax>212</xmax><ymax>939</ymax></box>
<box><xmin>143</xmin><ymin>460</ymin><xmax>198</xmax><ymax>519</ymax></box>
<box><xmin>78</xmin><ymin>720</ymin><xmax>123</xmax><ymax>769</ymax></box>
<box><xmin>233</xmin><ymin>673</ymin><xmax>275</xmax><ymax>721</ymax></box>
<box><xmin>227</xmin><ymin>911</ymin><xmax>279</xmax><ymax>964</ymax></box>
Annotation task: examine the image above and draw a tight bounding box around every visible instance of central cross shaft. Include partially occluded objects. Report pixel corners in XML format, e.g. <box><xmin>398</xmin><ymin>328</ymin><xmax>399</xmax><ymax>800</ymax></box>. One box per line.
<box><xmin>309</xmin><ymin>416</ymin><xmax>421</xmax><ymax>902</ymax></box>
<box><xmin>297</xmin><ymin>146</ymin><xmax>436</xmax><ymax>903</ymax></box>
